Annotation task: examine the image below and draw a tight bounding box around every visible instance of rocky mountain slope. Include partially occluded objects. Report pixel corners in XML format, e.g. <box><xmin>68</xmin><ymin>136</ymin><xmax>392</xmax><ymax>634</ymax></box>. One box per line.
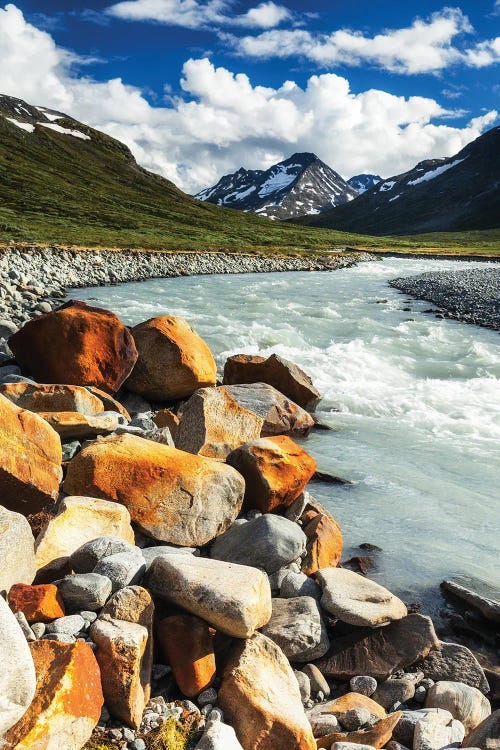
<box><xmin>195</xmin><ymin>153</ymin><xmax>358</xmax><ymax>220</ymax></box>
<box><xmin>347</xmin><ymin>174</ymin><xmax>382</xmax><ymax>193</ymax></box>
<box><xmin>299</xmin><ymin>126</ymin><xmax>500</xmax><ymax>235</ymax></box>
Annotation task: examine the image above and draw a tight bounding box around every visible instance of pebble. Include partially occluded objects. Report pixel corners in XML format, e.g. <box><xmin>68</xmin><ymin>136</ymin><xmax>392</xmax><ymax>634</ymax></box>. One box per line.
<box><xmin>198</xmin><ymin>688</ymin><xmax>218</xmax><ymax>707</ymax></box>
<box><xmin>350</xmin><ymin>675</ymin><xmax>378</xmax><ymax>696</ymax></box>
<box><xmin>340</xmin><ymin>707</ymin><xmax>372</xmax><ymax>731</ymax></box>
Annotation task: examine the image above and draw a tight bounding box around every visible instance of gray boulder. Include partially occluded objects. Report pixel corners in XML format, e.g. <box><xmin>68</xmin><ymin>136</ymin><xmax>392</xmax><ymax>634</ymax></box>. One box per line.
<box><xmin>372</xmin><ymin>676</ymin><xmax>415</xmax><ymax>709</ymax></box>
<box><xmin>0</xmin><ymin>597</ymin><xmax>36</xmax><ymax>734</ymax></box>
<box><xmin>425</xmin><ymin>681</ymin><xmax>491</xmax><ymax>733</ymax></box>
<box><xmin>93</xmin><ymin>550</ymin><xmax>146</xmax><ymax>592</ymax></box>
<box><xmin>222</xmin><ymin>382</ymin><xmax>315</xmax><ymax>437</ymax></box>
<box><xmin>280</xmin><ymin>570</ymin><xmax>322</xmax><ymax>600</ymax></box>
<box><xmin>260</xmin><ymin>596</ymin><xmax>330</xmax><ymax>662</ymax></box>
<box><xmin>442</xmin><ymin>576</ymin><xmax>500</xmax><ymax>624</ymax></box>
<box><xmin>70</xmin><ymin>536</ymin><xmax>138</xmax><ymax>573</ymax></box>
<box><xmin>45</xmin><ymin>614</ymin><xmax>85</xmax><ymax>636</ymax></box>
<box><xmin>142</xmin><ymin>545</ymin><xmax>195</xmax><ymax>571</ymax></box>
<box><xmin>56</xmin><ymin>572</ymin><xmax>112</xmax><ymax>611</ymax></box>
<box><xmin>415</xmin><ymin>642</ymin><xmax>489</xmax><ymax>693</ymax></box>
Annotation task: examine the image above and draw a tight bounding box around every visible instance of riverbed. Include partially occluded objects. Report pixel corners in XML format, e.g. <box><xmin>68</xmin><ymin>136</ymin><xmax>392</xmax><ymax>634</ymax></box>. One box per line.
<box><xmin>70</xmin><ymin>257</ymin><xmax>500</xmax><ymax>618</ymax></box>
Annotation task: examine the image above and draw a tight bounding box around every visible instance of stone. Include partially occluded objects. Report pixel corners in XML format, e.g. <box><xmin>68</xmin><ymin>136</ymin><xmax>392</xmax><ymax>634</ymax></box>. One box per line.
<box><xmin>413</xmin><ymin>711</ymin><xmax>465</xmax><ymax>750</ymax></box>
<box><xmin>316</xmin><ymin>568</ymin><xmax>407</xmax><ymax>627</ymax></box>
<box><xmin>62</xmin><ymin>440</ymin><xmax>81</xmax><ymax>461</ymax></box>
<box><xmin>2</xmin><ymin>639</ymin><xmax>102</xmax><ymax>749</ymax></box>
<box><xmin>45</xmin><ymin>614</ymin><xmax>85</xmax><ymax>636</ymax></box>
<box><xmin>9</xmin><ymin>300</ymin><xmax>138</xmax><ymax>393</ymax></box>
<box><xmin>340</xmin><ymin>708</ymin><xmax>373</xmax><ymax>731</ymax></box>
<box><xmin>315</xmin><ymin>713</ymin><xmax>402</xmax><ymax>750</ymax></box>
<box><xmin>210</xmin><ymin>514</ymin><xmax>307</xmax><ymax>574</ymax></box>
<box><xmin>302</xmin><ymin>663</ymin><xmax>330</xmax><ymax>698</ymax></box>
<box><xmin>332</xmin><ymin>744</ymin><xmax>376</xmax><ymax>750</ymax></box>
<box><xmin>223</xmin><ymin>353</ymin><xmax>321</xmax><ymax>410</ymax></box>
<box><xmin>442</xmin><ymin>576</ymin><xmax>500</xmax><ymax>624</ymax></box>
<box><xmin>0</xmin><ymin>597</ymin><xmax>36</xmax><ymax>735</ymax></box>
<box><xmin>175</xmin><ymin>386</ymin><xmax>263</xmax><ymax>458</ymax></box>
<box><xmin>158</xmin><ymin>613</ymin><xmax>216</xmax><ymax>698</ymax></box>
<box><xmin>70</xmin><ymin>536</ymin><xmax>138</xmax><ymax>573</ymax></box>
<box><xmin>0</xmin><ymin>393</ymin><xmax>62</xmax><ymax>514</ymax></box>
<box><xmin>35</xmin><ymin>495</ymin><xmax>135</xmax><ymax>578</ymax></box>
<box><xmin>301</xmin><ymin>512</ymin><xmax>343</xmax><ymax>575</ymax></box>
<box><xmin>350</xmin><ymin>676</ymin><xmax>378</xmax><ymax>697</ymax></box>
<box><xmin>392</xmin><ymin>708</ymin><xmax>452</xmax><ymax>746</ymax></box>
<box><xmin>147</xmin><ymin>555</ymin><xmax>272</xmax><ymax>638</ymax></box>
<box><xmin>195</xmin><ymin>718</ymin><xmax>244</xmax><ymax>750</ymax></box>
<box><xmin>308</xmin><ymin>693</ymin><xmax>386</xmax><ymax>723</ymax></box>
<box><xmin>90</xmin><ymin>616</ymin><xmax>149</xmax><ymax>729</ymax></box>
<box><xmin>218</xmin><ymin>632</ymin><xmax>316</xmax><ymax>750</ymax></box>
<box><xmin>87</xmin><ymin>386</ymin><xmax>131</xmax><ymax>421</ymax></box>
<box><xmin>38</xmin><ymin>410</ymin><xmax>122</xmax><ymax>440</ymax></box>
<box><xmin>309</xmin><ymin>714</ymin><xmax>341</xmax><ymax>738</ymax></box>
<box><xmin>261</xmin><ymin>596</ymin><xmax>330</xmax><ymax>662</ymax></box>
<box><xmin>93</xmin><ymin>549</ymin><xmax>146</xmax><ymax>592</ymax></box>
<box><xmin>153</xmin><ymin>408</ymin><xmax>180</xmax><ymax>437</ymax></box>
<box><xmin>285</xmin><ymin>492</ymin><xmax>309</xmax><ymax>522</ymax></box>
<box><xmin>425</xmin><ymin>681</ymin><xmax>491</xmax><ymax>733</ymax></box>
<box><xmin>372</xmin><ymin>677</ymin><xmax>416</xmax><ymax>710</ymax></box>
<box><xmin>56</xmin><ymin>572</ymin><xmax>112</xmax><ymax>611</ymax></box>
<box><xmin>8</xmin><ymin>582</ymin><xmax>65</xmax><ymax>623</ymax></box>
<box><xmin>0</xmin><ymin>382</ymin><xmax>105</xmax><ymax>415</ymax></box>
<box><xmin>63</xmin><ymin>433</ymin><xmax>245</xmax><ymax>546</ymax></box>
<box><xmin>315</xmin><ymin>614</ymin><xmax>440</xmax><ymax>680</ymax></box>
<box><xmin>0</xmin><ymin>506</ymin><xmax>36</xmax><ymax>595</ymax></box>
<box><xmin>199</xmin><ymin>688</ymin><xmax>218</xmax><ymax>707</ymax></box>
<box><xmin>415</xmin><ymin>642</ymin><xmax>489</xmax><ymax>693</ymax></box>
<box><xmin>280</xmin><ymin>571</ymin><xmax>322</xmax><ymax>600</ymax></box>
<box><xmin>462</xmin><ymin>710</ymin><xmax>500</xmax><ymax>750</ymax></box>
<box><xmin>125</xmin><ymin>315</ymin><xmax>216</xmax><ymax>400</ymax></box>
<box><xmin>223</xmin><ymin>382</ymin><xmax>315</xmax><ymax>437</ymax></box>
<box><xmin>295</xmin><ymin>670</ymin><xmax>311</xmax><ymax>703</ymax></box>
<box><xmin>142</xmin><ymin>545</ymin><xmax>195</xmax><ymax>571</ymax></box>
<box><xmin>226</xmin><ymin>435</ymin><xmax>317</xmax><ymax>513</ymax></box>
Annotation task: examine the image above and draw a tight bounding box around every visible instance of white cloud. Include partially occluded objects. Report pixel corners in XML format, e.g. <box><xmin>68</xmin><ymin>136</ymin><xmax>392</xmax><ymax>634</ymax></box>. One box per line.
<box><xmin>0</xmin><ymin>4</ymin><xmax>497</xmax><ymax>195</ymax></box>
<box><xmin>227</xmin><ymin>7</ymin><xmax>500</xmax><ymax>74</ymax></box>
<box><xmin>107</xmin><ymin>0</ymin><xmax>292</xmax><ymax>29</ymax></box>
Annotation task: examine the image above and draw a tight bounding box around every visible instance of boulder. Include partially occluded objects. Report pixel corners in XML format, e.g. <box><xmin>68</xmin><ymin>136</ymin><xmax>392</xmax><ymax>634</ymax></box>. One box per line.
<box><xmin>310</xmin><ymin>696</ymin><xmax>398</xmax><ymax>750</ymax></box>
<box><xmin>153</xmin><ymin>408</ymin><xmax>180</xmax><ymax>438</ymax></box>
<box><xmin>226</xmin><ymin>435</ymin><xmax>316</xmax><ymax>513</ymax></box>
<box><xmin>218</xmin><ymin>632</ymin><xmax>316</xmax><ymax>749</ymax></box>
<box><xmin>415</xmin><ymin>641</ymin><xmax>489</xmax><ymax>693</ymax></box>
<box><xmin>0</xmin><ymin>382</ymin><xmax>105</xmax><ymax>415</ymax></box>
<box><xmin>316</xmin><ymin>568</ymin><xmax>407</xmax><ymax>627</ymax></box>
<box><xmin>261</xmin><ymin>596</ymin><xmax>330</xmax><ymax>662</ymax></box>
<box><xmin>425</xmin><ymin>681</ymin><xmax>491</xmax><ymax>733</ymax></box>
<box><xmin>316</xmin><ymin>714</ymin><xmax>402</xmax><ymax>749</ymax></box>
<box><xmin>391</xmin><ymin>708</ymin><xmax>452</xmax><ymax>746</ymax></box>
<box><xmin>63</xmin><ymin>434</ymin><xmax>245</xmax><ymax>545</ymax></box>
<box><xmin>315</xmin><ymin>614</ymin><xmax>439</xmax><ymax>680</ymax></box>
<box><xmin>158</xmin><ymin>613</ymin><xmax>216</xmax><ymax>697</ymax></box>
<box><xmin>8</xmin><ymin>583</ymin><xmax>65</xmax><ymax>623</ymax></box>
<box><xmin>9</xmin><ymin>300</ymin><xmax>138</xmax><ymax>393</ymax></box>
<box><xmin>0</xmin><ymin>597</ymin><xmax>36</xmax><ymax>735</ymax></box>
<box><xmin>38</xmin><ymin>410</ymin><xmax>122</xmax><ymax>440</ymax></box>
<box><xmin>301</xmin><ymin>512</ymin><xmax>343</xmax><ymax>575</ymax></box>
<box><xmin>222</xmin><ymin>353</ymin><xmax>321</xmax><ymax>410</ymax></box>
<box><xmin>2</xmin><ymin>639</ymin><xmax>102</xmax><ymax>749</ymax></box>
<box><xmin>223</xmin><ymin>382</ymin><xmax>315</xmax><ymax>437</ymax></box>
<box><xmin>195</xmin><ymin>718</ymin><xmax>244</xmax><ymax>750</ymax></box>
<box><xmin>372</xmin><ymin>677</ymin><xmax>416</xmax><ymax>710</ymax></box>
<box><xmin>87</xmin><ymin>386</ymin><xmax>131</xmax><ymax>420</ymax></box>
<box><xmin>413</xmin><ymin>711</ymin><xmax>465</xmax><ymax>750</ymax></box>
<box><xmin>70</xmin><ymin>536</ymin><xmax>137</xmax><ymax>573</ymax></box>
<box><xmin>280</xmin><ymin>570</ymin><xmax>322</xmax><ymax>600</ymax></box>
<box><xmin>442</xmin><ymin>576</ymin><xmax>500</xmax><ymax>624</ymax></box>
<box><xmin>0</xmin><ymin>393</ymin><xmax>62</xmax><ymax>514</ymax></box>
<box><xmin>56</xmin><ymin>572</ymin><xmax>112</xmax><ymax>612</ymax></box>
<box><xmin>90</xmin><ymin>616</ymin><xmax>149</xmax><ymax>729</ymax></box>
<box><xmin>175</xmin><ymin>386</ymin><xmax>263</xmax><ymax>458</ymax></box>
<box><xmin>463</xmin><ymin>710</ymin><xmax>500</xmax><ymax>750</ymax></box>
<box><xmin>147</xmin><ymin>555</ymin><xmax>272</xmax><ymax>638</ymax></box>
<box><xmin>302</xmin><ymin>663</ymin><xmax>330</xmax><ymax>698</ymax></box>
<box><xmin>142</xmin><ymin>544</ymin><xmax>195</xmax><ymax>571</ymax></box>
<box><xmin>0</xmin><ymin>506</ymin><xmax>36</xmax><ymax>595</ymax></box>
<box><xmin>125</xmin><ymin>315</ymin><xmax>216</xmax><ymax>400</ymax></box>
<box><xmin>210</xmin><ymin>514</ymin><xmax>307</xmax><ymax>574</ymax></box>
<box><xmin>93</xmin><ymin>549</ymin><xmax>146</xmax><ymax>592</ymax></box>
<box><xmin>35</xmin><ymin>495</ymin><xmax>135</xmax><ymax>578</ymax></box>
<box><xmin>309</xmin><ymin>692</ymin><xmax>386</xmax><ymax>722</ymax></box>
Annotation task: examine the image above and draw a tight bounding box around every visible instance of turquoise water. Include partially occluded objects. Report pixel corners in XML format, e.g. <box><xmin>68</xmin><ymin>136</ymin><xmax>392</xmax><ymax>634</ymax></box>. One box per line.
<box><xmin>71</xmin><ymin>257</ymin><xmax>500</xmax><ymax>617</ymax></box>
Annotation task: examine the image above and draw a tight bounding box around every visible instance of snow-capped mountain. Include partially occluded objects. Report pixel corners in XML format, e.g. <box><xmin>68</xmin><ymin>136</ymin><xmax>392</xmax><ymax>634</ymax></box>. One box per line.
<box><xmin>347</xmin><ymin>174</ymin><xmax>382</xmax><ymax>193</ymax></box>
<box><xmin>301</xmin><ymin>126</ymin><xmax>500</xmax><ymax>235</ymax></box>
<box><xmin>195</xmin><ymin>153</ymin><xmax>358</xmax><ymax>220</ymax></box>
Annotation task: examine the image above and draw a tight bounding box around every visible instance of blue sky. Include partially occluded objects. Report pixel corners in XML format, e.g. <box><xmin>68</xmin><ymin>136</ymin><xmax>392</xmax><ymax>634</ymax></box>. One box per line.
<box><xmin>0</xmin><ymin>1</ymin><xmax>498</xmax><ymax>191</ymax></box>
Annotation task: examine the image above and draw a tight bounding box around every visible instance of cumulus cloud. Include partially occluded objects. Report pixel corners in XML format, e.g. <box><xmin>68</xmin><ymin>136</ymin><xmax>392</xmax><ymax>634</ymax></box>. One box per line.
<box><xmin>0</xmin><ymin>4</ymin><xmax>497</xmax><ymax>194</ymax></box>
<box><xmin>107</xmin><ymin>0</ymin><xmax>292</xmax><ymax>29</ymax></box>
<box><xmin>227</xmin><ymin>7</ymin><xmax>500</xmax><ymax>74</ymax></box>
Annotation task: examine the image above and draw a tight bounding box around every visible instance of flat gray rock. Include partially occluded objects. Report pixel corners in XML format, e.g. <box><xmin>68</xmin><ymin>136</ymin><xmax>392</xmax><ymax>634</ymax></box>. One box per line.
<box><xmin>442</xmin><ymin>576</ymin><xmax>500</xmax><ymax>624</ymax></box>
<box><xmin>142</xmin><ymin>545</ymin><xmax>195</xmax><ymax>571</ymax></box>
<box><xmin>414</xmin><ymin>642</ymin><xmax>489</xmax><ymax>693</ymax></box>
<box><xmin>45</xmin><ymin>614</ymin><xmax>85</xmax><ymax>636</ymax></box>
<box><xmin>413</xmin><ymin>711</ymin><xmax>465</xmax><ymax>750</ymax></box>
<box><xmin>70</xmin><ymin>536</ymin><xmax>137</xmax><ymax>573</ymax></box>
<box><xmin>261</xmin><ymin>596</ymin><xmax>330</xmax><ymax>662</ymax></box>
<box><xmin>56</xmin><ymin>572</ymin><xmax>112</xmax><ymax>611</ymax></box>
<box><xmin>93</xmin><ymin>550</ymin><xmax>146</xmax><ymax>592</ymax></box>
<box><xmin>280</xmin><ymin>570</ymin><xmax>322</xmax><ymax>601</ymax></box>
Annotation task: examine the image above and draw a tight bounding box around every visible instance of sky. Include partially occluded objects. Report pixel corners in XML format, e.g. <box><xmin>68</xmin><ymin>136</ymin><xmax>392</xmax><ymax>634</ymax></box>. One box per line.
<box><xmin>0</xmin><ymin>1</ymin><xmax>498</xmax><ymax>193</ymax></box>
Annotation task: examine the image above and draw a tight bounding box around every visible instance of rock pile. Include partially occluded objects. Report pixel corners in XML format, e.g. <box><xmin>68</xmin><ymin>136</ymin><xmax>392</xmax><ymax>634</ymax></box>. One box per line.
<box><xmin>0</xmin><ymin>298</ymin><xmax>497</xmax><ymax>750</ymax></box>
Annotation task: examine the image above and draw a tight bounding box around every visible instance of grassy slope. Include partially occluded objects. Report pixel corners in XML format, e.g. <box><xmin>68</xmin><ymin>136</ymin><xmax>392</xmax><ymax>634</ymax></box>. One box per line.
<box><xmin>0</xmin><ymin>116</ymin><xmax>498</xmax><ymax>256</ymax></box>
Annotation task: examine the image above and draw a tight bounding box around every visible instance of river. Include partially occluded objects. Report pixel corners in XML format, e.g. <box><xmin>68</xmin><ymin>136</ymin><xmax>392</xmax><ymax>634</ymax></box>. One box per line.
<box><xmin>70</xmin><ymin>256</ymin><xmax>500</xmax><ymax>618</ymax></box>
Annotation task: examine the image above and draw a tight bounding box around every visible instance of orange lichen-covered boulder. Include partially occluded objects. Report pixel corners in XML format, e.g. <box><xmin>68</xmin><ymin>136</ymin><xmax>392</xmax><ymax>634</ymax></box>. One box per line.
<box><xmin>0</xmin><ymin>382</ymin><xmax>105</xmax><ymax>415</ymax></box>
<box><xmin>8</xmin><ymin>583</ymin><xmax>65</xmax><ymax>623</ymax></box>
<box><xmin>223</xmin><ymin>353</ymin><xmax>321</xmax><ymax>410</ymax></box>
<box><xmin>63</xmin><ymin>433</ymin><xmax>245</xmax><ymax>545</ymax></box>
<box><xmin>226</xmin><ymin>435</ymin><xmax>316</xmax><ymax>513</ymax></box>
<box><xmin>218</xmin><ymin>632</ymin><xmax>316</xmax><ymax>750</ymax></box>
<box><xmin>2</xmin><ymin>639</ymin><xmax>103</xmax><ymax>750</ymax></box>
<box><xmin>9</xmin><ymin>300</ymin><xmax>138</xmax><ymax>393</ymax></box>
<box><xmin>301</xmin><ymin>512</ymin><xmax>343</xmax><ymax>575</ymax></box>
<box><xmin>0</xmin><ymin>393</ymin><xmax>62</xmax><ymax>515</ymax></box>
<box><xmin>125</xmin><ymin>316</ymin><xmax>217</xmax><ymax>401</ymax></box>
<box><xmin>309</xmin><ymin>692</ymin><xmax>387</xmax><ymax>721</ymax></box>
<box><xmin>158</xmin><ymin>613</ymin><xmax>216</xmax><ymax>698</ymax></box>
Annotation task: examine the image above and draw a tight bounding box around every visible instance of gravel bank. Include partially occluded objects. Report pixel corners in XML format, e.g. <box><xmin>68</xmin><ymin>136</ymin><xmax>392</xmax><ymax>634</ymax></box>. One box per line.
<box><xmin>390</xmin><ymin>268</ymin><xmax>500</xmax><ymax>331</ymax></box>
<box><xmin>0</xmin><ymin>246</ymin><xmax>373</xmax><ymax>335</ymax></box>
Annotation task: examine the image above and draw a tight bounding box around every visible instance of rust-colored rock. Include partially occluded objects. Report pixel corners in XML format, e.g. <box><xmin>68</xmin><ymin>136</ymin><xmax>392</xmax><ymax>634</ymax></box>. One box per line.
<box><xmin>87</xmin><ymin>386</ymin><xmax>131</xmax><ymax>421</ymax></box>
<box><xmin>9</xmin><ymin>300</ymin><xmax>138</xmax><ymax>393</ymax></box>
<box><xmin>125</xmin><ymin>315</ymin><xmax>217</xmax><ymax>401</ymax></box>
<box><xmin>8</xmin><ymin>583</ymin><xmax>65</xmax><ymax>623</ymax></box>
<box><xmin>0</xmin><ymin>393</ymin><xmax>62</xmax><ymax>515</ymax></box>
<box><xmin>2</xmin><ymin>639</ymin><xmax>103</xmax><ymax>750</ymax></box>
<box><xmin>223</xmin><ymin>353</ymin><xmax>321</xmax><ymax>410</ymax></box>
<box><xmin>154</xmin><ymin>408</ymin><xmax>180</xmax><ymax>438</ymax></box>
<box><xmin>158</xmin><ymin>613</ymin><xmax>216</xmax><ymax>697</ymax></box>
<box><xmin>0</xmin><ymin>382</ymin><xmax>105</xmax><ymax>415</ymax></box>
<box><xmin>316</xmin><ymin>712</ymin><xmax>402</xmax><ymax>749</ymax></box>
<box><xmin>223</xmin><ymin>383</ymin><xmax>315</xmax><ymax>437</ymax></box>
<box><xmin>219</xmin><ymin>632</ymin><xmax>316</xmax><ymax>750</ymax></box>
<box><xmin>63</xmin><ymin>433</ymin><xmax>244</xmax><ymax>545</ymax></box>
<box><xmin>309</xmin><ymin>692</ymin><xmax>387</xmax><ymax>721</ymax></box>
<box><xmin>226</xmin><ymin>435</ymin><xmax>316</xmax><ymax>513</ymax></box>
<box><xmin>301</xmin><ymin>512</ymin><xmax>343</xmax><ymax>575</ymax></box>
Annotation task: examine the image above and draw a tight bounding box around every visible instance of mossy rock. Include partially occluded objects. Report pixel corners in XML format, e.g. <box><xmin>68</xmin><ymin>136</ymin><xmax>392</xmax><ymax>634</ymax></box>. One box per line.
<box><xmin>146</xmin><ymin>716</ymin><xmax>198</xmax><ymax>750</ymax></box>
<box><xmin>83</xmin><ymin>741</ymin><xmax>119</xmax><ymax>750</ymax></box>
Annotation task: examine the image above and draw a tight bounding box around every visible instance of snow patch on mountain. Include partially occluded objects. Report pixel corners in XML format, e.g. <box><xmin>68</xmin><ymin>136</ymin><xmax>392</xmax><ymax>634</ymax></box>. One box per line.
<box><xmin>407</xmin><ymin>158</ymin><xmax>466</xmax><ymax>186</ymax></box>
<box><xmin>39</xmin><ymin>122</ymin><xmax>91</xmax><ymax>140</ymax></box>
<box><xmin>6</xmin><ymin>117</ymin><xmax>35</xmax><ymax>133</ymax></box>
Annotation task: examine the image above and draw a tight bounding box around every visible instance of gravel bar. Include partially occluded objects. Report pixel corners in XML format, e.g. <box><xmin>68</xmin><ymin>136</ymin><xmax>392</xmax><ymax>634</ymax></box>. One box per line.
<box><xmin>390</xmin><ymin>268</ymin><xmax>500</xmax><ymax>331</ymax></box>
